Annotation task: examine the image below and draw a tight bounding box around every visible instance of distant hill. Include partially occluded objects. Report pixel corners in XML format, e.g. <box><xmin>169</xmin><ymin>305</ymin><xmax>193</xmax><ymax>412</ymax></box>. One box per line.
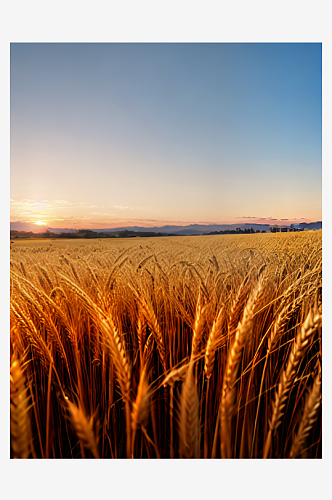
<box><xmin>290</xmin><ymin>221</ymin><xmax>322</xmax><ymax>230</ymax></box>
<box><xmin>93</xmin><ymin>223</ymin><xmax>272</xmax><ymax>235</ymax></box>
<box><xmin>11</xmin><ymin>221</ymin><xmax>322</xmax><ymax>238</ymax></box>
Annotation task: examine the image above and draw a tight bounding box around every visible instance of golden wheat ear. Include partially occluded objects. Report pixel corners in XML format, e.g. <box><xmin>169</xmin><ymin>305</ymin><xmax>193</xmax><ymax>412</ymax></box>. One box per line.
<box><xmin>10</xmin><ymin>359</ymin><xmax>32</xmax><ymax>459</ymax></box>
<box><xmin>179</xmin><ymin>361</ymin><xmax>200</xmax><ymax>458</ymax></box>
<box><xmin>204</xmin><ymin>305</ymin><xmax>224</xmax><ymax>379</ymax></box>
<box><xmin>289</xmin><ymin>366</ymin><xmax>321</xmax><ymax>458</ymax></box>
<box><xmin>220</xmin><ymin>283</ymin><xmax>260</xmax><ymax>458</ymax></box>
<box><xmin>264</xmin><ymin>309</ymin><xmax>322</xmax><ymax>458</ymax></box>
<box><xmin>64</xmin><ymin>397</ymin><xmax>100</xmax><ymax>458</ymax></box>
<box><xmin>131</xmin><ymin>366</ymin><xmax>150</xmax><ymax>457</ymax></box>
<box><xmin>191</xmin><ymin>289</ymin><xmax>207</xmax><ymax>359</ymax></box>
<box><xmin>131</xmin><ymin>367</ymin><xmax>150</xmax><ymax>431</ymax></box>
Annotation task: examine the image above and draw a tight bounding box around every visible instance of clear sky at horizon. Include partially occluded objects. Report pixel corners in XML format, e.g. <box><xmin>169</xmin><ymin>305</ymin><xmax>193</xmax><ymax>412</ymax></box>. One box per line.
<box><xmin>10</xmin><ymin>43</ymin><xmax>322</xmax><ymax>230</ymax></box>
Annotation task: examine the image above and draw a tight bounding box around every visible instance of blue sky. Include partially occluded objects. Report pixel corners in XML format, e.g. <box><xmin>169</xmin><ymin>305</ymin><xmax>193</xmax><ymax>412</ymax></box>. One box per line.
<box><xmin>10</xmin><ymin>43</ymin><xmax>322</xmax><ymax>229</ymax></box>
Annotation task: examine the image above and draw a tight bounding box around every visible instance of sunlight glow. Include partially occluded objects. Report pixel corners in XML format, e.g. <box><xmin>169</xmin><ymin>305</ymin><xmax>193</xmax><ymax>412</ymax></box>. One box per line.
<box><xmin>35</xmin><ymin>221</ymin><xmax>47</xmax><ymax>226</ymax></box>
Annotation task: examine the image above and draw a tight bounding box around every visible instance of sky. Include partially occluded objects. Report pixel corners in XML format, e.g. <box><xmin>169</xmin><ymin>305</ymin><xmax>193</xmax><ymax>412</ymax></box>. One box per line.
<box><xmin>10</xmin><ymin>42</ymin><xmax>322</xmax><ymax>230</ymax></box>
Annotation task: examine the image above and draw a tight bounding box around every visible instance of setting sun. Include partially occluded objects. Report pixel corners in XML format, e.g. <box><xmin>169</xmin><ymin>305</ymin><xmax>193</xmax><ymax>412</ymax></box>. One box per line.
<box><xmin>35</xmin><ymin>221</ymin><xmax>46</xmax><ymax>226</ymax></box>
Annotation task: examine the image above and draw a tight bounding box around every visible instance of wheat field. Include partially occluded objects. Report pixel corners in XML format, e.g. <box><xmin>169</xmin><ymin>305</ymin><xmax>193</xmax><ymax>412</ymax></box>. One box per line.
<box><xmin>10</xmin><ymin>231</ymin><xmax>322</xmax><ymax>459</ymax></box>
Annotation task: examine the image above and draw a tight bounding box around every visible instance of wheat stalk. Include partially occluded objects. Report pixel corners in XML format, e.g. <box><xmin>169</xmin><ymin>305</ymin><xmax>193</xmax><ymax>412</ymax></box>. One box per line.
<box><xmin>138</xmin><ymin>297</ymin><xmax>166</xmax><ymax>371</ymax></box>
<box><xmin>191</xmin><ymin>290</ymin><xmax>206</xmax><ymax>359</ymax></box>
<box><xmin>228</xmin><ymin>274</ymin><xmax>249</xmax><ymax>336</ymax></box>
<box><xmin>264</xmin><ymin>309</ymin><xmax>322</xmax><ymax>458</ymax></box>
<box><xmin>179</xmin><ymin>361</ymin><xmax>200</xmax><ymax>458</ymax></box>
<box><xmin>65</xmin><ymin>397</ymin><xmax>100</xmax><ymax>458</ymax></box>
<box><xmin>220</xmin><ymin>283</ymin><xmax>260</xmax><ymax>458</ymax></box>
<box><xmin>162</xmin><ymin>362</ymin><xmax>190</xmax><ymax>388</ymax></box>
<box><xmin>289</xmin><ymin>367</ymin><xmax>321</xmax><ymax>458</ymax></box>
<box><xmin>131</xmin><ymin>366</ymin><xmax>150</xmax><ymax>456</ymax></box>
<box><xmin>204</xmin><ymin>305</ymin><xmax>224</xmax><ymax>379</ymax></box>
<box><xmin>10</xmin><ymin>359</ymin><xmax>32</xmax><ymax>459</ymax></box>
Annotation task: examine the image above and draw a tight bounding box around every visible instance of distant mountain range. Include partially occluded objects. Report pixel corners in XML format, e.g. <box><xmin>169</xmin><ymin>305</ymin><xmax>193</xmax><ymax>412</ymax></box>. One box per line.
<box><xmin>42</xmin><ymin>223</ymin><xmax>271</xmax><ymax>235</ymax></box>
<box><xmin>40</xmin><ymin>221</ymin><xmax>321</xmax><ymax>236</ymax></box>
<box><xmin>95</xmin><ymin>223</ymin><xmax>272</xmax><ymax>235</ymax></box>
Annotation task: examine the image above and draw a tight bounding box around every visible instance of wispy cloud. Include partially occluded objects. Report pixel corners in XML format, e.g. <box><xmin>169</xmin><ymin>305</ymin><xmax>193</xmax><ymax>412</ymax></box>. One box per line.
<box><xmin>235</xmin><ymin>215</ymin><xmax>313</xmax><ymax>224</ymax></box>
<box><xmin>91</xmin><ymin>212</ymin><xmax>116</xmax><ymax>216</ymax></box>
<box><xmin>11</xmin><ymin>199</ymin><xmax>73</xmax><ymax>209</ymax></box>
<box><xmin>11</xmin><ymin>199</ymin><xmax>107</xmax><ymax>217</ymax></box>
<box><xmin>113</xmin><ymin>205</ymin><xmax>150</xmax><ymax>211</ymax></box>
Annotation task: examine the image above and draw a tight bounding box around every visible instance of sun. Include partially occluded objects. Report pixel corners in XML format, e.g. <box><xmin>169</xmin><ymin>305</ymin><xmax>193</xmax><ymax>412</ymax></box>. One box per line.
<box><xmin>35</xmin><ymin>221</ymin><xmax>47</xmax><ymax>226</ymax></box>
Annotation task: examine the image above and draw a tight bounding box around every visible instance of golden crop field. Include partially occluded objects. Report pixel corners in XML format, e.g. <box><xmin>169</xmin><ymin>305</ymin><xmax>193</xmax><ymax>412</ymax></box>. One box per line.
<box><xmin>10</xmin><ymin>231</ymin><xmax>322</xmax><ymax>459</ymax></box>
